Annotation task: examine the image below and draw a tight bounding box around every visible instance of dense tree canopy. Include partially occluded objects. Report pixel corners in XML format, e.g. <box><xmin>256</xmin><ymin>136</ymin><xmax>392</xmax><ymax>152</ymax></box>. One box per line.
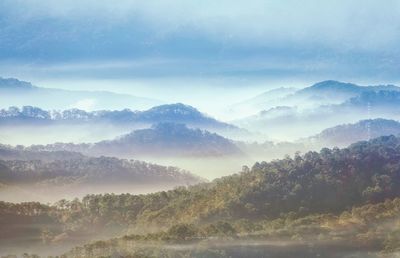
<box><xmin>2</xmin><ymin>135</ymin><xmax>400</xmax><ymax>254</ymax></box>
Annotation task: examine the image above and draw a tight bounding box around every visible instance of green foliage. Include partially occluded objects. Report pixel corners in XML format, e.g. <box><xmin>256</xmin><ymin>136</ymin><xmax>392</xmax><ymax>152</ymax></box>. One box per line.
<box><xmin>165</xmin><ymin>223</ymin><xmax>198</xmax><ymax>240</ymax></box>
<box><xmin>3</xmin><ymin>136</ymin><xmax>400</xmax><ymax>255</ymax></box>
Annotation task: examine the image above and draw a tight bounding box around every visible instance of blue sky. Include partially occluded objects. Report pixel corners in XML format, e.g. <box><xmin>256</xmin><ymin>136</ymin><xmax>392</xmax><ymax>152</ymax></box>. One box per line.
<box><xmin>0</xmin><ymin>0</ymin><xmax>400</xmax><ymax>109</ymax></box>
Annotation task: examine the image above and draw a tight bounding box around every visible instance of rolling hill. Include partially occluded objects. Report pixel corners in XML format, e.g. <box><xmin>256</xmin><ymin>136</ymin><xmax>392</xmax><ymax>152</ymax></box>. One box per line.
<box><xmin>306</xmin><ymin>118</ymin><xmax>400</xmax><ymax>147</ymax></box>
<box><xmin>29</xmin><ymin>123</ymin><xmax>243</xmax><ymax>158</ymax></box>
<box><xmin>2</xmin><ymin>135</ymin><xmax>400</xmax><ymax>256</ymax></box>
<box><xmin>230</xmin><ymin>80</ymin><xmax>400</xmax><ymax>121</ymax></box>
<box><xmin>233</xmin><ymin>82</ymin><xmax>400</xmax><ymax>140</ymax></box>
<box><xmin>0</xmin><ymin>103</ymin><xmax>250</xmax><ymax>144</ymax></box>
<box><xmin>0</xmin><ymin>146</ymin><xmax>204</xmax><ymax>202</ymax></box>
<box><xmin>0</xmin><ymin>103</ymin><xmax>238</xmax><ymax>131</ymax></box>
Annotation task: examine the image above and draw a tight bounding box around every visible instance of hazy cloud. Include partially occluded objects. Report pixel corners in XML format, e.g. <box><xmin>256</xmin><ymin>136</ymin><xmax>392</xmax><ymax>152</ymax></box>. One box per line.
<box><xmin>0</xmin><ymin>0</ymin><xmax>399</xmax><ymax>82</ymax></box>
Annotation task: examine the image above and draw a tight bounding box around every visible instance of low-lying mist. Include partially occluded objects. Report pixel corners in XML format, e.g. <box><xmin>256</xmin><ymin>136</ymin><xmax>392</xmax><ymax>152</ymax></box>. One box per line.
<box><xmin>125</xmin><ymin>156</ymin><xmax>253</xmax><ymax>180</ymax></box>
<box><xmin>0</xmin><ymin>182</ymin><xmax>190</xmax><ymax>203</ymax></box>
<box><xmin>3</xmin><ymin>239</ymin><xmax>384</xmax><ymax>258</ymax></box>
<box><xmin>0</xmin><ymin>124</ymin><xmax>141</xmax><ymax>145</ymax></box>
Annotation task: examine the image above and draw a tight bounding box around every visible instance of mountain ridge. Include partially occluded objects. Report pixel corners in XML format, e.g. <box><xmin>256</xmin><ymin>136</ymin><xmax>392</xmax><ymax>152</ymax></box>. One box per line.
<box><xmin>0</xmin><ymin>104</ymin><xmax>237</xmax><ymax>129</ymax></box>
<box><xmin>28</xmin><ymin>122</ymin><xmax>243</xmax><ymax>158</ymax></box>
<box><xmin>305</xmin><ymin>118</ymin><xmax>400</xmax><ymax>147</ymax></box>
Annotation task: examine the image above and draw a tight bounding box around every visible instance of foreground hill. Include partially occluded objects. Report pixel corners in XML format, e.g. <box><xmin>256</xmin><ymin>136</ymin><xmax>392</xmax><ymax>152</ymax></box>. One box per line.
<box><xmin>2</xmin><ymin>135</ymin><xmax>400</xmax><ymax>256</ymax></box>
<box><xmin>62</xmin><ymin>197</ymin><xmax>400</xmax><ymax>257</ymax></box>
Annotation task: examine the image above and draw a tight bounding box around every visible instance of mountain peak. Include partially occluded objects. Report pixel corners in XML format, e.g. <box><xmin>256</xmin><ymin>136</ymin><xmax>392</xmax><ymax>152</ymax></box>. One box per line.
<box><xmin>93</xmin><ymin>122</ymin><xmax>242</xmax><ymax>157</ymax></box>
<box><xmin>145</xmin><ymin>103</ymin><xmax>202</xmax><ymax>116</ymax></box>
<box><xmin>309</xmin><ymin>118</ymin><xmax>400</xmax><ymax>147</ymax></box>
<box><xmin>138</xmin><ymin>103</ymin><xmax>212</xmax><ymax>124</ymax></box>
<box><xmin>306</xmin><ymin>80</ymin><xmax>359</xmax><ymax>91</ymax></box>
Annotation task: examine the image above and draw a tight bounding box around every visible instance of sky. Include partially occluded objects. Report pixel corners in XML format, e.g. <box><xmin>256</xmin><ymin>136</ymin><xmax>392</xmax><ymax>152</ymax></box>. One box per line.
<box><xmin>0</xmin><ymin>0</ymin><xmax>400</xmax><ymax>113</ymax></box>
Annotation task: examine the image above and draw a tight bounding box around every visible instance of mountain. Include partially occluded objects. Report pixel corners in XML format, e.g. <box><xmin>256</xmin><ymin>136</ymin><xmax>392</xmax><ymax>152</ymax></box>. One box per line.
<box><xmin>0</xmin><ymin>77</ymin><xmax>162</xmax><ymax>111</ymax></box>
<box><xmin>227</xmin><ymin>87</ymin><xmax>298</xmax><ymax>118</ymax></box>
<box><xmin>0</xmin><ymin>157</ymin><xmax>203</xmax><ymax>187</ymax></box>
<box><xmin>230</xmin><ymin>80</ymin><xmax>400</xmax><ymax>122</ymax></box>
<box><xmin>288</xmin><ymin>80</ymin><xmax>400</xmax><ymax>108</ymax></box>
<box><xmin>233</xmin><ymin>81</ymin><xmax>400</xmax><ymax>140</ymax></box>
<box><xmin>0</xmin><ymin>104</ymin><xmax>239</xmax><ymax>130</ymax></box>
<box><xmin>0</xmin><ymin>104</ymin><xmax>251</xmax><ymax>146</ymax></box>
<box><xmin>3</xmin><ymin>135</ymin><xmax>400</xmax><ymax>257</ymax></box>
<box><xmin>0</xmin><ymin>144</ymin><xmax>85</xmax><ymax>161</ymax></box>
<box><xmin>306</xmin><ymin>118</ymin><xmax>400</xmax><ymax>147</ymax></box>
<box><xmin>30</xmin><ymin>123</ymin><xmax>243</xmax><ymax>158</ymax></box>
<box><xmin>300</xmin><ymin>80</ymin><xmax>400</xmax><ymax>94</ymax></box>
<box><xmin>234</xmin><ymin>118</ymin><xmax>400</xmax><ymax>162</ymax></box>
<box><xmin>0</xmin><ymin>147</ymin><xmax>204</xmax><ymax>202</ymax></box>
<box><xmin>25</xmin><ymin>136</ymin><xmax>400</xmax><ymax>224</ymax></box>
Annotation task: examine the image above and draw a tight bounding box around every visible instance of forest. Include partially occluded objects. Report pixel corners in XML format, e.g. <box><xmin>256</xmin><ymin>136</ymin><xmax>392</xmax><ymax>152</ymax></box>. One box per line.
<box><xmin>2</xmin><ymin>135</ymin><xmax>400</xmax><ymax>257</ymax></box>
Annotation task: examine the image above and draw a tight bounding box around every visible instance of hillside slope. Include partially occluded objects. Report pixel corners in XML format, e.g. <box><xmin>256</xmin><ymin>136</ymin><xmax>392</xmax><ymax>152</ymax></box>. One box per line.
<box><xmin>2</xmin><ymin>135</ymin><xmax>400</xmax><ymax>255</ymax></box>
<box><xmin>29</xmin><ymin>123</ymin><xmax>243</xmax><ymax>158</ymax></box>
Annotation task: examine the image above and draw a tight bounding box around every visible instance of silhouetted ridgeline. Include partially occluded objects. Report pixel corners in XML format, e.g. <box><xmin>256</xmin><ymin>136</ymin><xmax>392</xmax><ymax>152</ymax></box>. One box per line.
<box><xmin>0</xmin><ymin>103</ymin><xmax>236</xmax><ymax>131</ymax></box>
<box><xmin>27</xmin><ymin>123</ymin><xmax>243</xmax><ymax>157</ymax></box>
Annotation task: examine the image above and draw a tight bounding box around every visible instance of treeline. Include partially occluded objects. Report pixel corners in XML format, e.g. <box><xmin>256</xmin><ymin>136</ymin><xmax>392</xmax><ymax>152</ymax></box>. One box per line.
<box><xmin>64</xmin><ymin>197</ymin><xmax>400</xmax><ymax>257</ymax></box>
<box><xmin>7</xmin><ymin>198</ymin><xmax>400</xmax><ymax>257</ymax></box>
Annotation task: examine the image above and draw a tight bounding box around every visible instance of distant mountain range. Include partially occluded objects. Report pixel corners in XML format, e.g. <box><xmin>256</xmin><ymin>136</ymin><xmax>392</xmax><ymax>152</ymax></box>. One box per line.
<box><xmin>233</xmin><ymin>80</ymin><xmax>400</xmax><ymax>140</ymax></box>
<box><xmin>0</xmin><ymin>103</ymin><xmax>251</xmax><ymax>145</ymax></box>
<box><xmin>0</xmin><ymin>103</ymin><xmax>237</xmax><ymax>130</ymax></box>
<box><xmin>235</xmin><ymin>118</ymin><xmax>400</xmax><ymax>162</ymax></box>
<box><xmin>228</xmin><ymin>87</ymin><xmax>298</xmax><ymax>117</ymax></box>
<box><xmin>29</xmin><ymin>123</ymin><xmax>243</xmax><ymax>158</ymax></box>
<box><xmin>306</xmin><ymin>118</ymin><xmax>400</xmax><ymax>148</ymax></box>
<box><xmin>0</xmin><ymin>77</ymin><xmax>162</xmax><ymax>111</ymax></box>
<box><xmin>277</xmin><ymin>80</ymin><xmax>400</xmax><ymax>109</ymax></box>
<box><xmin>229</xmin><ymin>80</ymin><xmax>385</xmax><ymax>118</ymax></box>
<box><xmin>296</xmin><ymin>80</ymin><xmax>400</xmax><ymax>99</ymax></box>
<box><xmin>3</xmin><ymin>78</ymin><xmax>400</xmax><ymax>144</ymax></box>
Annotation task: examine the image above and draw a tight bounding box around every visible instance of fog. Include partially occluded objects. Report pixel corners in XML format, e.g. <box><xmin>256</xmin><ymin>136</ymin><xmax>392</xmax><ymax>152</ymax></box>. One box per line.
<box><xmin>0</xmin><ymin>124</ymin><xmax>138</xmax><ymax>145</ymax></box>
<box><xmin>1</xmin><ymin>239</ymin><xmax>384</xmax><ymax>258</ymax></box>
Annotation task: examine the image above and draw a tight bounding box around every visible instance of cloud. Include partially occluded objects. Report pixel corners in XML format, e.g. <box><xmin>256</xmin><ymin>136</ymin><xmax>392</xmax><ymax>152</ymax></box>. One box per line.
<box><xmin>2</xmin><ymin>0</ymin><xmax>400</xmax><ymax>51</ymax></box>
<box><xmin>0</xmin><ymin>0</ymin><xmax>399</xmax><ymax>82</ymax></box>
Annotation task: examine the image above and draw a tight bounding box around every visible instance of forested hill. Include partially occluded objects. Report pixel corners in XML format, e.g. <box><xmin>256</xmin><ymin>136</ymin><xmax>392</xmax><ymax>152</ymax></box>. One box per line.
<box><xmin>28</xmin><ymin>123</ymin><xmax>242</xmax><ymax>157</ymax></box>
<box><xmin>306</xmin><ymin>118</ymin><xmax>400</xmax><ymax>147</ymax></box>
<box><xmin>0</xmin><ymin>144</ymin><xmax>85</xmax><ymax>161</ymax></box>
<box><xmin>0</xmin><ymin>157</ymin><xmax>203</xmax><ymax>186</ymax></box>
<box><xmin>110</xmin><ymin>134</ymin><xmax>400</xmax><ymax>228</ymax></box>
<box><xmin>2</xmin><ymin>135</ymin><xmax>400</xmax><ymax>250</ymax></box>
